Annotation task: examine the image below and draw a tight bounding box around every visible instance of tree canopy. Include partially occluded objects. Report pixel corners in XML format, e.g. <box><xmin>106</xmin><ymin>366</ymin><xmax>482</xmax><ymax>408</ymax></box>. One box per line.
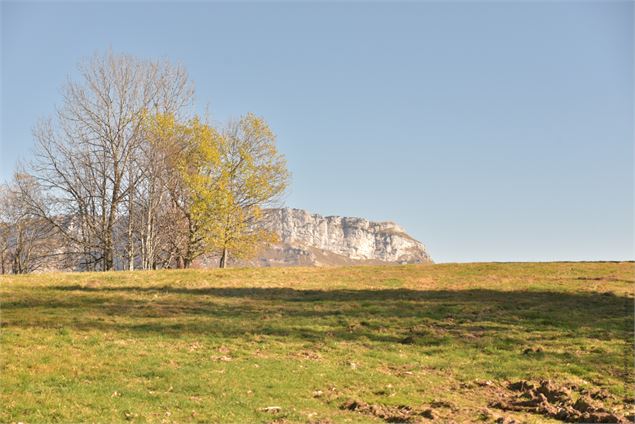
<box><xmin>0</xmin><ymin>51</ymin><xmax>289</xmax><ymax>273</ymax></box>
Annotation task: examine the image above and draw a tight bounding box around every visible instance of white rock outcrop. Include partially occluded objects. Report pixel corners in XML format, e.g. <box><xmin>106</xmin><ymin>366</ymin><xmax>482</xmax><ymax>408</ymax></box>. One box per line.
<box><xmin>260</xmin><ymin>208</ymin><xmax>431</xmax><ymax>265</ymax></box>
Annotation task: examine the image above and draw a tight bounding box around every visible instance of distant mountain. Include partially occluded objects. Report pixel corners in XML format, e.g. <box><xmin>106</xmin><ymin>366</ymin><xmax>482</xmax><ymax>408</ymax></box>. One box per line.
<box><xmin>197</xmin><ymin>208</ymin><xmax>432</xmax><ymax>267</ymax></box>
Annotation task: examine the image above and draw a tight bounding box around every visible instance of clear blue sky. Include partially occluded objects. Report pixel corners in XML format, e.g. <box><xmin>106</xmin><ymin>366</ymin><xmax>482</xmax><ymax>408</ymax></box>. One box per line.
<box><xmin>1</xmin><ymin>1</ymin><xmax>633</xmax><ymax>263</ymax></box>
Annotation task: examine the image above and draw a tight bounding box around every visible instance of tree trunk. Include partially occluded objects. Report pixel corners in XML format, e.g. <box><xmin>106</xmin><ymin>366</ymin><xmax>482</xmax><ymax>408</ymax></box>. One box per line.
<box><xmin>127</xmin><ymin>185</ymin><xmax>135</xmax><ymax>271</ymax></box>
<box><xmin>219</xmin><ymin>247</ymin><xmax>228</xmax><ymax>269</ymax></box>
<box><xmin>104</xmin><ymin>238</ymin><xmax>114</xmax><ymax>271</ymax></box>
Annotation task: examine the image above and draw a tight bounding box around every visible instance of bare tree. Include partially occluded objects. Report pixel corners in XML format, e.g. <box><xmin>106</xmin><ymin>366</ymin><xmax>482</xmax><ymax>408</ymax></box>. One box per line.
<box><xmin>129</xmin><ymin>130</ymin><xmax>184</xmax><ymax>269</ymax></box>
<box><xmin>26</xmin><ymin>51</ymin><xmax>193</xmax><ymax>271</ymax></box>
<box><xmin>0</xmin><ymin>173</ymin><xmax>57</xmax><ymax>274</ymax></box>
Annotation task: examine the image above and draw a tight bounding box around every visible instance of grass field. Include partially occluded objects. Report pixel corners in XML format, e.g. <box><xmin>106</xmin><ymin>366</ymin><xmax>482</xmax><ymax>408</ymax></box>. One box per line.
<box><xmin>1</xmin><ymin>262</ymin><xmax>634</xmax><ymax>423</ymax></box>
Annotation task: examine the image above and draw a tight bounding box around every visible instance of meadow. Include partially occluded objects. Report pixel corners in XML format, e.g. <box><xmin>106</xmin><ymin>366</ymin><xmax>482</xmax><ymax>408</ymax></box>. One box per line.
<box><xmin>1</xmin><ymin>262</ymin><xmax>633</xmax><ymax>423</ymax></box>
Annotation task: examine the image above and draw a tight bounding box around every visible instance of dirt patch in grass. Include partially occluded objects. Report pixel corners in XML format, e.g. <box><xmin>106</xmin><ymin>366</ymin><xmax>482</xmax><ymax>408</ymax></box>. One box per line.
<box><xmin>294</xmin><ymin>350</ymin><xmax>322</xmax><ymax>360</ymax></box>
<box><xmin>341</xmin><ymin>399</ymin><xmax>434</xmax><ymax>423</ymax></box>
<box><xmin>490</xmin><ymin>380</ymin><xmax>631</xmax><ymax>423</ymax></box>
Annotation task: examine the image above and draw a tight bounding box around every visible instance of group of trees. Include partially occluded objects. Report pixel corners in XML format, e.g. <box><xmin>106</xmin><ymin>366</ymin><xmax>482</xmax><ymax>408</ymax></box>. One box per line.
<box><xmin>0</xmin><ymin>51</ymin><xmax>288</xmax><ymax>273</ymax></box>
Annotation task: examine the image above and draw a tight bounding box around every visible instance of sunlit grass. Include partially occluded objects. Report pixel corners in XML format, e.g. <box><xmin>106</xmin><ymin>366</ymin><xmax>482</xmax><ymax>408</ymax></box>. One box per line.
<box><xmin>1</xmin><ymin>262</ymin><xmax>633</xmax><ymax>423</ymax></box>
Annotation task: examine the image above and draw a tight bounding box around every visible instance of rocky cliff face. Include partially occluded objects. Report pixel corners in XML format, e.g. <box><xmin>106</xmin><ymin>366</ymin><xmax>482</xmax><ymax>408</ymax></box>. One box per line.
<box><xmin>219</xmin><ymin>208</ymin><xmax>431</xmax><ymax>267</ymax></box>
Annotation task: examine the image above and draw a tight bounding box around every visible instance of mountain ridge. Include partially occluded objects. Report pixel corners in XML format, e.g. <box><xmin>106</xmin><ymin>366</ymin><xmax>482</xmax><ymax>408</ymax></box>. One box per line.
<box><xmin>197</xmin><ymin>207</ymin><xmax>432</xmax><ymax>267</ymax></box>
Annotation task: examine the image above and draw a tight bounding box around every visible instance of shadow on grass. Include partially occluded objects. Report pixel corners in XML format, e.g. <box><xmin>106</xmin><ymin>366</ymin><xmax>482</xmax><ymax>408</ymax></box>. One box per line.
<box><xmin>3</xmin><ymin>284</ymin><xmax>633</xmax><ymax>347</ymax></box>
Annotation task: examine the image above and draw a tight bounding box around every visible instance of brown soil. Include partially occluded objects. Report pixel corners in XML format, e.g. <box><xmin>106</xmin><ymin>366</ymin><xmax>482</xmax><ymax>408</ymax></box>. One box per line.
<box><xmin>490</xmin><ymin>380</ymin><xmax>631</xmax><ymax>423</ymax></box>
<box><xmin>340</xmin><ymin>399</ymin><xmax>433</xmax><ymax>423</ymax></box>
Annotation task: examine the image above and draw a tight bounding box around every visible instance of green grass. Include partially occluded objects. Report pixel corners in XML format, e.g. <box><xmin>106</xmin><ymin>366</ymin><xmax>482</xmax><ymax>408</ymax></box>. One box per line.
<box><xmin>1</xmin><ymin>262</ymin><xmax>633</xmax><ymax>423</ymax></box>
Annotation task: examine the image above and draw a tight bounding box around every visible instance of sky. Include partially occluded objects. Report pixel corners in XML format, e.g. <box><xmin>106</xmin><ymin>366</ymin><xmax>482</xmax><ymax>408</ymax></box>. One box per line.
<box><xmin>1</xmin><ymin>1</ymin><xmax>633</xmax><ymax>263</ymax></box>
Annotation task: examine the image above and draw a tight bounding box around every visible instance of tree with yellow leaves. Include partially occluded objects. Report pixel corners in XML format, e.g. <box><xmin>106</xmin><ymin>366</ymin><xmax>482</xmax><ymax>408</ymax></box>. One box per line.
<box><xmin>143</xmin><ymin>113</ymin><xmax>223</xmax><ymax>268</ymax></box>
<box><xmin>213</xmin><ymin>113</ymin><xmax>289</xmax><ymax>267</ymax></box>
<box><xmin>145</xmin><ymin>112</ymin><xmax>288</xmax><ymax>268</ymax></box>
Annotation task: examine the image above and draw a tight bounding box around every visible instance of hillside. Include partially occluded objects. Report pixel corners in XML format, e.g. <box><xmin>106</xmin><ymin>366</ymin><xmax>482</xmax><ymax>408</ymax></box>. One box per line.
<box><xmin>1</xmin><ymin>262</ymin><xmax>634</xmax><ymax>423</ymax></box>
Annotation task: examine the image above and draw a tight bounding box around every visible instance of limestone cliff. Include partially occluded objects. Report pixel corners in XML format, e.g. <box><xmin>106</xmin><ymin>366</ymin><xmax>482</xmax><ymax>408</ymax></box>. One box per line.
<box><xmin>211</xmin><ymin>208</ymin><xmax>432</xmax><ymax>267</ymax></box>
